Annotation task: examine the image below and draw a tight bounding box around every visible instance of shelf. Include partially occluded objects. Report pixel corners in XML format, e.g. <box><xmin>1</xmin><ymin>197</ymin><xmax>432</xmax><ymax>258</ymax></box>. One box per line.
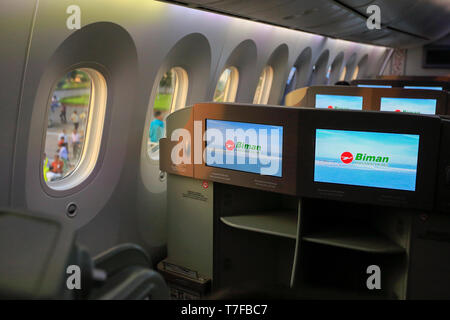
<box><xmin>220</xmin><ymin>211</ymin><xmax>298</xmax><ymax>239</ymax></box>
<box><xmin>302</xmin><ymin>229</ymin><xmax>404</xmax><ymax>254</ymax></box>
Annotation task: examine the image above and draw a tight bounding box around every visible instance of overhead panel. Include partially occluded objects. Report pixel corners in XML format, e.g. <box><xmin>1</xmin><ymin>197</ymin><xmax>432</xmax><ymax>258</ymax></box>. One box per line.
<box><xmin>163</xmin><ymin>0</ymin><xmax>450</xmax><ymax>47</ymax></box>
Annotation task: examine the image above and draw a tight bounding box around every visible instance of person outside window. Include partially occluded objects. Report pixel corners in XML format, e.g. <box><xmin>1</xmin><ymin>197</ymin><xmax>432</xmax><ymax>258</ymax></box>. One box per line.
<box><xmin>51</xmin><ymin>95</ymin><xmax>60</xmax><ymax>113</ymax></box>
<box><xmin>60</xmin><ymin>104</ymin><xmax>67</xmax><ymax>124</ymax></box>
<box><xmin>49</xmin><ymin>154</ymin><xmax>64</xmax><ymax>181</ymax></box>
<box><xmin>72</xmin><ymin>129</ymin><xmax>81</xmax><ymax>159</ymax></box>
<box><xmin>71</xmin><ymin>110</ymin><xmax>79</xmax><ymax>130</ymax></box>
<box><xmin>58</xmin><ymin>129</ymin><xmax>67</xmax><ymax>144</ymax></box>
<box><xmin>149</xmin><ymin>111</ymin><xmax>165</xmax><ymax>143</ymax></box>
<box><xmin>59</xmin><ymin>143</ymin><xmax>69</xmax><ymax>173</ymax></box>
<box><xmin>79</xmin><ymin>111</ymin><xmax>87</xmax><ymax>129</ymax></box>
<box><xmin>43</xmin><ymin>153</ymin><xmax>50</xmax><ymax>182</ymax></box>
<box><xmin>58</xmin><ymin>136</ymin><xmax>65</xmax><ymax>148</ymax></box>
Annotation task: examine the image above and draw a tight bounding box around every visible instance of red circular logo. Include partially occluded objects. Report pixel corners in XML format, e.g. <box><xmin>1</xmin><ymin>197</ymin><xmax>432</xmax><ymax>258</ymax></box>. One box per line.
<box><xmin>202</xmin><ymin>181</ymin><xmax>209</xmax><ymax>189</ymax></box>
<box><xmin>340</xmin><ymin>152</ymin><xmax>354</xmax><ymax>164</ymax></box>
<box><xmin>328</xmin><ymin>105</ymin><xmax>334</xmax><ymax>109</ymax></box>
<box><xmin>225</xmin><ymin>140</ymin><xmax>235</xmax><ymax>151</ymax></box>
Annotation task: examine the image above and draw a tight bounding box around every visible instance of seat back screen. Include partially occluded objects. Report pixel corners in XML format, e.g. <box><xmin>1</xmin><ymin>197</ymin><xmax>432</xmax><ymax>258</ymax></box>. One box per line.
<box><xmin>314</xmin><ymin>129</ymin><xmax>420</xmax><ymax>191</ymax></box>
<box><xmin>205</xmin><ymin>119</ymin><xmax>283</xmax><ymax>177</ymax></box>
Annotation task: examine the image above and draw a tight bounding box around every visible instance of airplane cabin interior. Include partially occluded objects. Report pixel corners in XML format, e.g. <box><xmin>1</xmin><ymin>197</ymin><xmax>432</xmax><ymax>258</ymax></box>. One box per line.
<box><xmin>2</xmin><ymin>0</ymin><xmax>450</xmax><ymax>303</ymax></box>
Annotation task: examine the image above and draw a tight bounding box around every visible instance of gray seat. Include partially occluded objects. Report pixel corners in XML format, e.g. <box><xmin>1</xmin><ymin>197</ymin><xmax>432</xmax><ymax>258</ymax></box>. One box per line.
<box><xmin>0</xmin><ymin>209</ymin><xmax>169</xmax><ymax>300</ymax></box>
<box><xmin>89</xmin><ymin>243</ymin><xmax>169</xmax><ymax>300</ymax></box>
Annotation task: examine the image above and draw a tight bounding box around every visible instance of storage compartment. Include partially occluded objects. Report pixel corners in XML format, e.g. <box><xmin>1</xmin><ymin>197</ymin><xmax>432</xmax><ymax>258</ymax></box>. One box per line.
<box><xmin>213</xmin><ymin>183</ymin><xmax>299</xmax><ymax>291</ymax></box>
<box><xmin>216</xmin><ymin>225</ymin><xmax>296</xmax><ymax>289</ymax></box>
<box><xmin>293</xmin><ymin>198</ymin><xmax>411</xmax><ymax>299</ymax></box>
<box><xmin>296</xmin><ymin>242</ymin><xmax>406</xmax><ymax>299</ymax></box>
<box><xmin>212</xmin><ymin>186</ymin><xmax>411</xmax><ymax>299</ymax></box>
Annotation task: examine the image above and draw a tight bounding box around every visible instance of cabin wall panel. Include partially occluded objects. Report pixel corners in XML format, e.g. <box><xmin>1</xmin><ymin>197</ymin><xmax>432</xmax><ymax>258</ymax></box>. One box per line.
<box><xmin>5</xmin><ymin>0</ymin><xmax>389</xmax><ymax>258</ymax></box>
<box><xmin>0</xmin><ymin>0</ymin><xmax>37</xmax><ymax>207</ymax></box>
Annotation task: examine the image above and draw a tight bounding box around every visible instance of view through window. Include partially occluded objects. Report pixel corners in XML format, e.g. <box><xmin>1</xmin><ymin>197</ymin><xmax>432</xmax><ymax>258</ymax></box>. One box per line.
<box><xmin>148</xmin><ymin>69</ymin><xmax>177</xmax><ymax>160</ymax></box>
<box><xmin>43</xmin><ymin>69</ymin><xmax>92</xmax><ymax>183</ymax></box>
<box><xmin>352</xmin><ymin>65</ymin><xmax>360</xmax><ymax>80</ymax></box>
<box><xmin>281</xmin><ymin>66</ymin><xmax>297</xmax><ymax>104</ymax></box>
<box><xmin>253</xmin><ymin>66</ymin><xmax>273</xmax><ymax>104</ymax></box>
<box><xmin>213</xmin><ymin>67</ymin><xmax>238</xmax><ymax>102</ymax></box>
<box><xmin>214</xmin><ymin>68</ymin><xmax>231</xmax><ymax>102</ymax></box>
<box><xmin>340</xmin><ymin>66</ymin><xmax>347</xmax><ymax>81</ymax></box>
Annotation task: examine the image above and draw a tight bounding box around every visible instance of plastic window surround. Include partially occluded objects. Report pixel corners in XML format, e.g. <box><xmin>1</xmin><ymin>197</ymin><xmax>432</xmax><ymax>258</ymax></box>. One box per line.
<box><xmin>170</xmin><ymin>67</ymin><xmax>188</xmax><ymax>113</ymax></box>
<box><xmin>351</xmin><ymin>65</ymin><xmax>360</xmax><ymax>80</ymax></box>
<box><xmin>148</xmin><ymin>67</ymin><xmax>188</xmax><ymax>161</ymax></box>
<box><xmin>253</xmin><ymin>66</ymin><xmax>274</xmax><ymax>104</ymax></box>
<box><xmin>46</xmin><ymin>68</ymin><xmax>107</xmax><ymax>191</ymax></box>
<box><xmin>339</xmin><ymin>66</ymin><xmax>347</xmax><ymax>81</ymax></box>
<box><xmin>214</xmin><ymin>67</ymin><xmax>239</xmax><ymax>103</ymax></box>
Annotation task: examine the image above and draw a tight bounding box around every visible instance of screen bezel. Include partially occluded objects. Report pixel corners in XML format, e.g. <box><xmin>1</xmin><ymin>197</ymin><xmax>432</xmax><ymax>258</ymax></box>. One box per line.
<box><xmin>298</xmin><ymin>108</ymin><xmax>440</xmax><ymax>209</ymax></box>
<box><xmin>379</xmin><ymin>96</ymin><xmax>437</xmax><ymax>115</ymax></box>
<box><xmin>309</xmin><ymin>86</ymin><xmax>373</xmax><ymax>111</ymax></box>
<box><xmin>204</xmin><ymin>119</ymin><xmax>284</xmax><ymax>178</ymax></box>
<box><xmin>194</xmin><ymin>103</ymin><xmax>299</xmax><ymax>195</ymax></box>
<box><xmin>373</xmin><ymin>88</ymin><xmax>447</xmax><ymax>115</ymax></box>
<box><xmin>314</xmin><ymin>94</ymin><xmax>364</xmax><ymax>110</ymax></box>
<box><xmin>293</xmin><ymin>86</ymin><xmax>448</xmax><ymax>116</ymax></box>
<box><xmin>313</xmin><ymin>128</ymin><xmax>420</xmax><ymax>192</ymax></box>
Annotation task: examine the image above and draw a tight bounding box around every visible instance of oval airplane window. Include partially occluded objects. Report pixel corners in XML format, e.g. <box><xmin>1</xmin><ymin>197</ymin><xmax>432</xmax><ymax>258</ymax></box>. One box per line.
<box><xmin>148</xmin><ymin>67</ymin><xmax>188</xmax><ymax>160</ymax></box>
<box><xmin>43</xmin><ymin>68</ymin><xmax>107</xmax><ymax>190</ymax></box>
<box><xmin>339</xmin><ymin>66</ymin><xmax>347</xmax><ymax>81</ymax></box>
<box><xmin>351</xmin><ymin>65</ymin><xmax>360</xmax><ymax>80</ymax></box>
<box><xmin>213</xmin><ymin>67</ymin><xmax>239</xmax><ymax>102</ymax></box>
<box><xmin>325</xmin><ymin>65</ymin><xmax>332</xmax><ymax>82</ymax></box>
<box><xmin>280</xmin><ymin>66</ymin><xmax>298</xmax><ymax>104</ymax></box>
<box><xmin>253</xmin><ymin>66</ymin><xmax>273</xmax><ymax>104</ymax></box>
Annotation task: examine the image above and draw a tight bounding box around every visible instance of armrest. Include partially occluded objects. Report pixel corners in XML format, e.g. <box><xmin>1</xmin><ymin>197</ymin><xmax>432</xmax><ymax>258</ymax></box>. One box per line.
<box><xmin>89</xmin><ymin>267</ymin><xmax>170</xmax><ymax>300</ymax></box>
<box><xmin>93</xmin><ymin>243</ymin><xmax>152</xmax><ymax>276</ymax></box>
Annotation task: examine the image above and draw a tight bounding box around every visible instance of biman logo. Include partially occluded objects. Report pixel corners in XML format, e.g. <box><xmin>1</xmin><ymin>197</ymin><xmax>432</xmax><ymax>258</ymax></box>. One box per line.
<box><xmin>394</xmin><ymin>109</ymin><xmax>419</xmax><ymax>114</ymax></box>
<box><xmin>340</xmin><ymin>152</ymin><xmax>354</xmax><ymax>164</ymax></box>
<box><xmin>236</xmin><ymin>141</ymin><xmax>261</xmax><ymax>151</ymax></box>
<box><xmin>327</xmin><ymin>105</ymin><xmax>349</xmax><ymax>110</ymax></box>
<box><xmin>225</xmin><ymin>140</ymin><xmax>235</xmax><ymax>151</ymax></box>
<box><xmin>341</xmin><ymin>151</ymin><xmax>389</xmax><ymax>164</ymax></box>
<box><xmin>226</xmin><ymin>140</ymin><xmax>262</xmax><ymax>152</ymax></box>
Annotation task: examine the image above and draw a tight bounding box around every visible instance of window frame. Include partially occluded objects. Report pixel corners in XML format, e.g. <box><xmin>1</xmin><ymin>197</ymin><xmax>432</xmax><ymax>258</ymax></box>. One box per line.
<box><xmin>253</xmin><ymin>65</ymin><xmax>274</xmax><ymax>104</ymax></box>
<box><xmin>339</xmin><ymin>66</ymin><xmax>347</xmax><ymax>81</ymax></box>
<box><xmin>44</xmin><ymin>67</ymin><xmax>108</xmax><ymax>191</ymax></box>
<box><xmin>325</xmin><ymin>64</ymin><xmax>332</xmax><ymax>82</ymax></box>
<box><xmin>147</xmin><ymin>66</ymin><xmax>189</xmax><ymax>162</ymax></box>
<box><xmin>351</xmin><ymin>65</ymin><xmax>360</xmax><ymax>80</ymax></box>
<box><xmin>170</xmin><ymin>67</ymin><xmax>189</xmax><ymax>113</ymax></box>
<box><xmin>214</xmin><ymin>66</ymin><xmax>239</xmax><ymax>103</ymax></box>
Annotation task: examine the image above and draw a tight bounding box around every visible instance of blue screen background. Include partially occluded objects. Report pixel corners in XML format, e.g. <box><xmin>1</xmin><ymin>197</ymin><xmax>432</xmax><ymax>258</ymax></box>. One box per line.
<box><xmin>357</xmin><ymin>84</ymin><xmax>392</xmax><ymax>88</ymax></box>
<box><xmin>314</xmin><ymin>129</ymin><xmax>420</xmax><ymax>191</ymax></box>
<box><xmin>380</xmin><ymin>97</ymin><xmax>436</xmax><ymax>114</ymax></box>
<box><xmin>205</xmin><ymin>119</ymin><xmax>283</xmax><ymax>177</ymax></box>
<box><xmin>316</xmin><ymin>94</ymin><xmax>363</xmax><ymax>110</ymax></box>
<box><xmin>404</xmin><ymin>86</ymin><xmax>442</xmax><ymax>91</ymax></box>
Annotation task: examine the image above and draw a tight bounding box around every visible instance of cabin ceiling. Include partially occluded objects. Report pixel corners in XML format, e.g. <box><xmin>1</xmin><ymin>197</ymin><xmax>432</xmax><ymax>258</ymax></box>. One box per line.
<box><xmin>160</xmin><ymin>0</ymin><xmax>450</xmax><ymax>48</ymax></box>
